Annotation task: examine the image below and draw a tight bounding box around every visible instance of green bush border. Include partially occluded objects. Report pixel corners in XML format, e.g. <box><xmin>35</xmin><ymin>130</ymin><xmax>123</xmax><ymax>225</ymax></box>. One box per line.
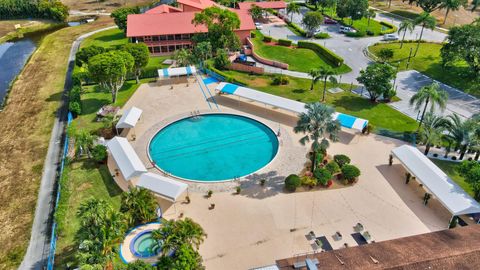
<box><xmin>278</xmin><ymin>39</ymin><xmax>292</xmax><ymax>46</ymax></box>
<box><xmin>297</xmin><ymin>41</ymin><xmax>344</xmax><ymax>67</ymax></box>
<box><xmin>379</xmin><ymin>21</ymin><xmax>397</xmax><ymax>34</ymax></box>
<box><xmin>204</xmin><ymin>61</ymin><xmax>248</xmax><ymax>86</ymax></box>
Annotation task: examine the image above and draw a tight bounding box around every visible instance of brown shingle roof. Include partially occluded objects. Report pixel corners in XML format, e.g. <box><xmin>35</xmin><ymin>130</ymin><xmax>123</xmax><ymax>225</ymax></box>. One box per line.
<box><xmin>276</xmin><ymin>225</ymin><xmax>480</xmax><ymax>270</ymax></box>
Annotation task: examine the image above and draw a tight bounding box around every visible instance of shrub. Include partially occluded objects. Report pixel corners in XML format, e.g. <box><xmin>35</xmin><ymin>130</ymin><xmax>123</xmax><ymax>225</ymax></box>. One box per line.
<box><xmin>287</xmin><ymin>21</ymin><xmax>307</xmax><ymax>36</ymax></box>
<box><xmin>213</xmin><ymin>49</ymin><xmax>229</xmax><ymax>69</ymax></box>
<box><xmin>314</xmin><ymin>168</ymin><xmax>332</xmax><ymax>186</ymax></box>
<box><xmin>204</xmin><ymin>61</ymin><xmax>247</xmax><ymax>85</ymax></box>
<box><xmin>346</xmin><ymin>31</ymin><xmax>366</xmax><ymax>37</ymax></box>
<box><xmin>341</xmin><ymin>165</ymin><xmax>361</xmax><ymax>181</ymax></box>
<box><xmin>69</xmin><ymin>85</ymin><xmax>82</xmax><ymax>102</ymax></box>
<box><xmin>297</xmin><ymin>41</ymin><xmax>344</xmax><ymax>67</ymax></box>
<box><xmin>285</xmin><ymin>174</ymin><xmax>301</xmax><ymax>192</ymax></box>
<box><xmin>278</xmin><ymin>39</ymin><xmax>292</xmax><ymax>46</ymax></box>
<box><xmin>263</xmin><ymin>35</ymin><xmax>273</xmax><ymax>42</ymax></box>
<box><xmin>325</xmin><ymin>161</ymin><xmax>340</xmax><ymax>174</ymax></box>
<box><xmin>314</xmin><ymin>32</ymin><xmax>330</xmax><ymax>39</ymax></box>
<box><xmin>250</xmin><ymin>31</ymin><xmax>256</xmax><ymax>38</ymax></box>
<box><xmin>236</xmin><ymin>186</ymin><xmax>241</xmax><ymax>194</ymax></box>
<box><xmin>69</xmin><ymin>101</ymin><xmax>81</xmax><ymax>116</ymax></box>
<box><xmin>260</xmin><ymin>179</ymin><xmax>266</xmax><ymax>186</ymax></box>
<box><xmin>334</xmin><ymin>154</ymin><xmax>351</xmax><ymax>167</ymax></box>
<box><xmin>379</xmin><ymin>21</ymin><xmax>397</xmax><ymax>34</ymax></box>
<box><xmin>272</xmin><ymin>75</ymin><xmax>289</xmax><ymax>85</ymax></box>
<box><xmin>91</xmin><ymin>145</ymin><xmax>107</xmax><ymax>163</ymax></box>
<box><xmin>207</xmin><ymin>190</ymin><xmax>213</xmax><ymax>198</ymax></box>
<box><xmin>366</xmin><ymin>30</ymin><xmax>374</xmax><ymax>36</ymax></box>
<box><xmin>301</xmin><ymin>175</ymin><xmax>317</xmax><ymax>188</ymax></box>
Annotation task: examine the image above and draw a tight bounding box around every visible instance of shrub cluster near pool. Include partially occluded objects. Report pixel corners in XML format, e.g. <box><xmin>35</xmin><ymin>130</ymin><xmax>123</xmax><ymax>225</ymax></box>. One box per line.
<box><xmin>297</xmin><ymin>41</ymin><xmax>344</xmax><ymax>67</ymax></box>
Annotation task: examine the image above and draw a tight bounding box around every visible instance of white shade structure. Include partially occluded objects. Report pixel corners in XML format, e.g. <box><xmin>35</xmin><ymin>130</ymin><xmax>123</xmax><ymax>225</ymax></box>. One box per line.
<box><xmin>391</xmin><ymin>145</ymin><xmax>480</xmax><ymax>216</ymax></box>
<box><xmin>158</xmin><ymin>66</ymin><xmax>196</xmax><ymax>77</ymax></box>
<box><xmin>215</xmin><ymin>82</ymin><xmax>368</xmax><ymax>131</ymax></box>
<box><xmin>137</xmin><ymin>172</ymin><xmax>188</xmax><ymax>202</ymax></box>
<box><xmin>106</xmin><ymin>137</ymin><xmax>147</xmax><ymax>180</ymax></box>
<box><xmin>116</xmin><ymin>106</ymin><xmax>143</xmax><ymax>129</ymax></box>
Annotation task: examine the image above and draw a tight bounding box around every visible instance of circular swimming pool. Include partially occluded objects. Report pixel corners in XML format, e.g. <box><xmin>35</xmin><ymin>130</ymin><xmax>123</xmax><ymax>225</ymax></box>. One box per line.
<box><xmin>149</xmin><ymin>114</ymin><xmax>279</xmax><ymax>181</ymax></box>
<box><xmin>130</xmin><ymin>231</ymin><xmax>161</xmax><ymax>258</ymax></box>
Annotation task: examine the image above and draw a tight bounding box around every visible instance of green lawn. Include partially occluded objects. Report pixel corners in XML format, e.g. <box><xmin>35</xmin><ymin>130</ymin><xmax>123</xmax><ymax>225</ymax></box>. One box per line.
<box><xmin>55</xmin><ymin>160</ymin><xmax>123</xmax><ymax>268</ymax></box>
<box><xmin>369</xmin><ymin>42</ymin><xmax>479</xmax><ymax>97</ymax></box>
<box><xmin>80</xmin><ymin>28</ymin><xmax>128</xmax><ymax>48</ymax></box>
<box><xmin>430</xmin><ymin>159</ymin><xmax>474</xmax><ymax>197</ymax></box>
<box><xmin>252</xmin><ymin>31</ymin><xmax>351</xmax><ymax>73</ymax></box>
<box><xmin>222</xmin><ymin>70</ymin><xmax>418</xmax><ymax>132</ymax></box>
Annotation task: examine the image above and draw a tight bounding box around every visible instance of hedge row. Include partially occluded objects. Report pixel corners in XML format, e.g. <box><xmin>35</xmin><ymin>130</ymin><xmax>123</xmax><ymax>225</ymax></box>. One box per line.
<box><xmin>297</xmin><ymin>41</ymin><xmax>344</xmax><ymax>67</ymax></box>
<box><xmin>379</xmin><ymin>21</ymin><xmax>397</xmax><ymax>34</ymax></box>
<box><xmin>204</xmin><ymin>61</ymin><xmax>248</xmax><ymax>86</ymax></box>
<box><xmin>278</xmin><ymin>39</ymin><xmax>292</xmax><ymax>46</ymax></box>
<box><xmin>314</xmin><ymin>32</ymin><xmax>330</xmax><ymax>39</ymax></box>
<box><xmin>286</xmin><ymin>21</ymin><xmax>307</xmax><ymax>37</ymax></box>
<box><xmin>263</xmin><ymin>35</ymin><xmax>273</xmax><ymax>42</ymax></box>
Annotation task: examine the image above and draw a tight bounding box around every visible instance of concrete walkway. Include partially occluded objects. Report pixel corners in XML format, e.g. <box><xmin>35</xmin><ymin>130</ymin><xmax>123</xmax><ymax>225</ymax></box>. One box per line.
<box><xmin>19</xmin><ymin>26</ymin><xmax>117</xmax><ymax>270</ymax></box>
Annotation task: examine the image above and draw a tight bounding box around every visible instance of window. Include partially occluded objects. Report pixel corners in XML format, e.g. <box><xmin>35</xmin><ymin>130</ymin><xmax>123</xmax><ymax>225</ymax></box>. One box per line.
<box><xmin>168</xmin><ymin>45</ymin><xmax>175</xmax><ymax>52</ymax></box>
<box><xmin>174</xmin><ymin>34</ymin><xmax>181</xmax><ymax>40</ymax></box>
<box><xmin>161</xmin><ymin>46</ymin><xmax>168</xmax><ymax>53</ymax></box>
<box><xmin>152</xmin><ymin>36</ymin><xmax>159</xmax><ymax>41</ymax></box>
<box><xmin>144</xmin><ymin>36</ymin><xmax>152</xmax><ymax>42</ymax></box>
<box><xmin>167</xmin><ymin>35</ymin><xmax>174</xmax><ymax>40</ymax></box>
<box><xmin>153</xmin><ymin>46</ymin><xmax>160</xmax><ymax>53</ymax></box>
<box><xmin>160</xmin><ymin>35</ymin><xmax>166</xmax><ymax>41</ymax></box>
<box><xmin>181</xmin><ymin>34</ymin><xmax>190</xmax><ymax>40</ymax></box>
<box><xmin>137</xmin><ymin>37</ymin><xmax>144</xmax><ymax>42</ymax></box>
<box><xmin>175</xmin><ymin>45</ymin><xmax>182</xmax><ymax>50</ymax></box>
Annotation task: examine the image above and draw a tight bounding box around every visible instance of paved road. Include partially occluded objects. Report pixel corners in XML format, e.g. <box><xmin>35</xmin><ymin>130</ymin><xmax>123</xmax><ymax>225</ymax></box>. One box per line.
<box><xmin>19</xmin><ymin>26</ymin><xmax>117</xmax><ymax>270</ymax></box>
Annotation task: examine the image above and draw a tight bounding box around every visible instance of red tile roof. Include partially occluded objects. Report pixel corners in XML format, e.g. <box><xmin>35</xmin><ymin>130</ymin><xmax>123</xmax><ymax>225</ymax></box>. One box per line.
<box><xmin>238</xmin><ymin>1</ymin><xmax>286</xmax><ymax>10</ymax></box>
<box><xmin>126</xmin><ymin>10</ymin><xmax>255</xmax><ymax>37</ymax></box>
<box><xmin>177</xmin><ymin>0</ymin><xmax>216</xmax><ymax>10</ymax></box>
<box><xmin>145</xmin><ymin>4</ymin><xmax>182</xmax><ymax>14</ymax></box>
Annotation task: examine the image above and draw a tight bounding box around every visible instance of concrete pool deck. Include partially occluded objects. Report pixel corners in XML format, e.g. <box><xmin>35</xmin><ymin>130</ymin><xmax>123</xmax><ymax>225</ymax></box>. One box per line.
<box><xmin>108</xmin><ymin>77</ymin><xmax>451</xmax><ymax>269</ymax></box>
<box><xmin>120</xmin><ymin>222</ymin><xmax>161</xmax><ymax>264</ymax></box>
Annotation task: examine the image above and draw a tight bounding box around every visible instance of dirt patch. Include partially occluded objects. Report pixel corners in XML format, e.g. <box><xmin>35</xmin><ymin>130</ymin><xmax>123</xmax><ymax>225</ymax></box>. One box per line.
<box><xmin>372</xmin><ymin>0</ymin><xmax>479</xmax><ymax>27</ymax></box>
<box><xmin>0</xmin><ymin>17</ymin><xmax>114</xmax><ymax>269</ymax></box>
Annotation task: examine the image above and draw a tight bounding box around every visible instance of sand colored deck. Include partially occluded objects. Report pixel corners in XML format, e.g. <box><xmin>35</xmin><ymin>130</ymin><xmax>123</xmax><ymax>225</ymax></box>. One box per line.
<box><xmin>120</xmin><ymin>223</ymin><xmax>161</xmax><ymax>264</ymax></box>
<box><xmin>108</xmin><ymin>76</ymin><xmax>451</xmax><ymax>269</ymax></box>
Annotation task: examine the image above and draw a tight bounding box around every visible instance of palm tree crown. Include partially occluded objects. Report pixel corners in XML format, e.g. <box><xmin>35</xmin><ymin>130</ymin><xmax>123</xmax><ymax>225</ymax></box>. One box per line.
<box><xmin>398</xmin><ymin>20</ymin><xmax>415</xmax><ymax>49</ymax></box>
<box><xmin>413</xmin><ymin>12</ymin><xmax>436</xmax><ymax>56</ymax></box>
<box><xmin>409</xmin><ymin>82</ymin><xmax>448</xmax><ymax>129</ymax></box>
<box><xmin>286</xmin><ymin>3</ymin><xmax>300</xmax><ymax>22</ymax></box>
<box><xmin>420</xmin><ymin>112</ymin><xmax>448</xmax><ymax>155</ymax></box>
<box><xmin>317</xmin><ymin>66</ymin><xmax>337</xmax><ymax>102</ymax></box>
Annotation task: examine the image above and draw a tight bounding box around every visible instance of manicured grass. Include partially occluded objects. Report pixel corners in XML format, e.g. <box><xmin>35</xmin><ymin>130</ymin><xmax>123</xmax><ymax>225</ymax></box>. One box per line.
<box><xmin>252</xmin><ymin>31</ymin><xmax>351</xmax><ymax>74</ymax></box>
<box><xmin>222</xmin><ymin>70</ymin><xmax>418</xmax><ymax>132</ymax></box>
<box><xmin>389</xmin><ymin>10</ymin><xmax>421</xmax><ymax>21</ymax></box>
<box><xmin>430</xmin><ymin>159</ymin><xmax>474</xmax><ymax>197</ymax></box>
<box><xmin>369</xmin><ymin>42</ymin><xmax>479</xmax><ymax>97</ymax></box>
<box><xmin>80</xmin><ymin>28</ymin><xmax>128</xmax><ymax>48</ymax></box>
<box><xmin>55</xmin><ymin>160</ymin><xmax>123</xmax><ymax>267</ymax></box>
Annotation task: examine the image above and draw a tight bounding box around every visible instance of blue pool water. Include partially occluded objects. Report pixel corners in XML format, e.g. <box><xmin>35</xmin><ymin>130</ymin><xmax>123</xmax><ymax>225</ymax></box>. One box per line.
<box><xmin>130</xmin><ymin>231</ymin><xmax>161</xmax><ymax>258</ymax></box>
<box><xmin>149</xmin><ymin>114</ymin><xmax>279</xmax><ymax>181</ymax></box>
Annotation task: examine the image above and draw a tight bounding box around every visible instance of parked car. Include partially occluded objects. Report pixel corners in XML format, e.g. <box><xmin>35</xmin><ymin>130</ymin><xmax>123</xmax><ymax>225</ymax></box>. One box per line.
<box><xmin>339</xmin><ymin>26</ymin><xmax>356</xmax><ymax>33</ymax></box>
<box><xmin>383</xmin><ymin>34</ymin><xmax>399</xmax><ymax>41</ymax></box>
<box><xmin>324</xmin><ymin>18</ymin><xmax>337</xmax><ymax>25</ymax></box>
<box><xmin>255</xmin><ymin>22</ymin><xmax>263</xmax><ymax>30</ymax></box>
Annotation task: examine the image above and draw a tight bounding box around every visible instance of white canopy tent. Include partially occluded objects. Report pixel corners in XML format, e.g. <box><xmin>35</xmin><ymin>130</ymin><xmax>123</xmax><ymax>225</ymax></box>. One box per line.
<box><xmin>391</xmin><ymin>145</ymin><xmax>480</xmax><ymax>217</ymax></box>
<box><xmin>106</xmin><ymin>137</ymin><xmax>147</xmax><ymax>180</ymax></box>
<box><xmin>215</xmin><ymin>82</ymin><xmax>368</xmax><ymax>131</ymax></box>
<box><xmin>158</xmin><ymin>66</ymin><xmax>197</xmax><ymax>78</ymax></box>
<box><xmin>136</xmin><ymin>172</ymin><xmax>188</xmax><ymax>202</ymax></box>
<box><xmin>116</xmin><ymin>106</ymin><xmax>142</xmax><ymax>129</ymax></box>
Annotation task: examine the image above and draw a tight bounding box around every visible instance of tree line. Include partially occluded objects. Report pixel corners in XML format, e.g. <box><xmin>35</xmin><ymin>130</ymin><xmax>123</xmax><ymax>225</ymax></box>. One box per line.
<box><xmin>0</xmin><ymin>0</ymin><xmax>69</xmax><ymax>22</ymax></box>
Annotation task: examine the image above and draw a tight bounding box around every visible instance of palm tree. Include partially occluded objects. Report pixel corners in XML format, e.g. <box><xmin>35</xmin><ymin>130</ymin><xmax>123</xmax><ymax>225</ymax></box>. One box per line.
<box><xmin>317</xmin><ymin>66</ymin><xmax>337</xmax><ymax>102</ymax></box>
<box><xmin>398</xmin><ymin>20</ymin><xmax>415</xmax><ymax>49</ymax></box>
<box><xmin>308</xmin><ymin>69</ymin><xmax>320</xmax><ymax>91</ymax></box>
<box><xmin>287</xmin><ymin>3</ymin><xmax>300</xmax><ymax>22</ymax></box>
<box><xmin>174</xmin><ymin>48</ymin><xmax>191</xmax><ymax>66</ymax></box>
<box><xmin>120</xmin><ymin>187</ymin><xmax>158</xmax><ymax>226</ymax></box>
<box><xmin>294</xmin><ymin>102</ymin><xmax>340</xmax><ymax>171</ymax></box>
<box><xmin>153</xmin><ymin>218</ymin><xmax>207</xmax><ymax>253</ymax></box>
<box><xmin>420</xmin><ymin>112</ymin><xmax>448</xmax><ymax>155</ymax></box>
<box><xmin>366</xmin><ymin>9</ymin><xmax>376</xmax><ymax>30</ymax></box>
<box><xmin>409</xmin><ymin>82</ymin><xmax>448</xmax><ymax>131</ymax></box>
<box><xmin>413</xmin><ymin>12</ymin><xmax>436</xmax><ymax>56</ymax></box>
<box><xmin>440</xmin><ymin>0</ymin><xmax>467</xmax><ymax>24</ymax></box>
<box><xmin>445</xmin><ymin>114</ymin><xmax>475</xmax><ymax>160</ymax></box>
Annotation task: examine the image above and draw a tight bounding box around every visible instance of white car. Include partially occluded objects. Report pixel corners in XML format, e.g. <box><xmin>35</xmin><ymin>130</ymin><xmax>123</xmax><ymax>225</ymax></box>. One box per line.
<box><xmin>339</xmin><ymin>26</ymin><xmax>355</xmax><ymax>33</ymax></box>
<box><xmin>383</xmin><ymin>34</ymin><xmax>399</xmax><ymax>41</ymax></box>
<box><xmin>255</xmin><ymin>22</ymin><xmax>263</xmax><ymax>30</ymax></box>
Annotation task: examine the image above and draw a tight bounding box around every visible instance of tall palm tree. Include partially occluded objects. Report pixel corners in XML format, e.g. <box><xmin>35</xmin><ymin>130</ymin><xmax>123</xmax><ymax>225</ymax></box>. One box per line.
<box><xmin>420</xmin><ymin>112</ymin><xmax>448</xmax><ymax>155</ymax></box>
<box><xmin>446</xmin><ymin>114</ymin><xmax>474</xmax><ymax>160</ymax></box>
<box><xmin>317</xmin><ymin>66</ymin><xmax>338</xmax><ymax>102</ymax></box>
<box><xmin>409</xmin><ymin>82</ymin><xmax>448</xmax><ymax>131</ymax></box>
<box><xmin>398</xmin><ymin>20</ymin><xmax>415</xmax><ymax>49</ymax></box>
<box><xmin>294</xmin><ymin>102</ymin><xmax>340</xmax><ymax>171</ymax></box>
<box><xmin>120</xmin><ymin>187</ymin><xmax>158</xmax><ymax>226</ymax></box>
<box><xmin>308</xmin><ymin>69</ymin><xmax>320</xmax><ymax>91</ymax></box>
<box><xmin>413</xmin><ymin>12</ymin><xmax>436</xmax><ymax>56</ymax></box>
<box><xmin>174</xmin><ymin>48</ymin><xmax>191</xmax><ymax>66</ymax></box>
<box><xmin>440</xmin><ymin>0</ymin><xmax>467</xmax><ymax>24</ymax></box>
<box><xmin>366</xmin><ymin>9</ymin><xmax>376</xmax><ymax>30</ymax></box>
<box><xmin>287</xmin><ymin>3</ymin><xmax>300</xmax><ymax>22</ymax></box>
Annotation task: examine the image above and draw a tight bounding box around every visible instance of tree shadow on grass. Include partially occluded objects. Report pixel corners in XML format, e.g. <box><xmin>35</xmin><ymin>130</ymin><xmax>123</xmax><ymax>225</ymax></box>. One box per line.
<box><xmin>93</xmin><ymin>31</ymin><xmax>126</xmax><ymax>43</ymax></box>
<box><xmin>81</xmin><ymin>97</ymin><xmax>109</xmax><ymax>115</ymax></box>
<box><xmin>98</xmin><ymin>164</ymin><xmax>123</xmax><ymax>198</ymax></box>
<box><xmin>330</xmin><ymin>95</ymin><xmax>373</xmax><ymax>113</ymax></box>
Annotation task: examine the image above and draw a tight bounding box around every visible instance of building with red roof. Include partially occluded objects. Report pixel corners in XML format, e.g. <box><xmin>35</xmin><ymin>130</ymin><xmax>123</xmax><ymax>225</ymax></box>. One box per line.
<box><xmin>237</xmin><ymin>1</ymin><xmax>286</xmax><ymax>11</ymax></box>
<box><xmin>127</xmin><ymin>3</ymin><xmax>255</xmax><ymax>55</ymax></box>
